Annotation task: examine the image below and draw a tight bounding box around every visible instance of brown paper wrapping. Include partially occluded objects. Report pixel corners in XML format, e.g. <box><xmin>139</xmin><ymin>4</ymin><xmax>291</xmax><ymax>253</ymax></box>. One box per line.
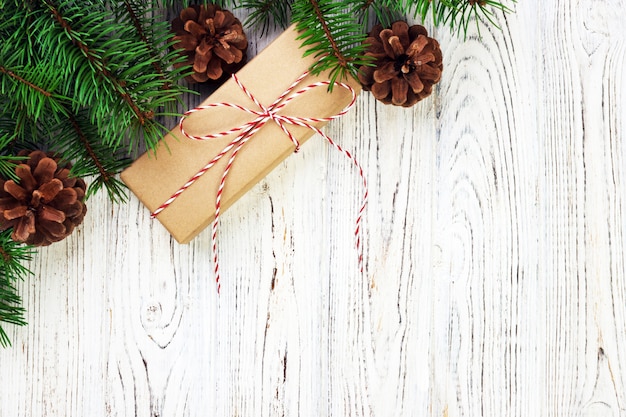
<box><xmin>121</xmin><ymin>25</ymin><xmax>361</xmax><ymax>243</ymax></box>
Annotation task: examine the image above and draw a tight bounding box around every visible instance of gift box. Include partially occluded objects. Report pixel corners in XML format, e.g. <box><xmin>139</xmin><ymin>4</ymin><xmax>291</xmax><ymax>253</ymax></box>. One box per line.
<box><xmin>121</xmin><ymin>25</ymin><xmax>362</xmax><ymax>244</ymax></box>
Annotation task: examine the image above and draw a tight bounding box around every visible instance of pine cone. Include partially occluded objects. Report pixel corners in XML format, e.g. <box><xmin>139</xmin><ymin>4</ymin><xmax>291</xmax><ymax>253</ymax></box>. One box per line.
<box><xmin>171</xmin><ymin>4</ymin><xmax>248</xmax><ymax>83</ymax></box>
<box><xmin>358</xmin><ymin>22</ymin><xmax>443</xmax><ymax>107</ymax></box>
<box><xmin>0</xmin><ymin>150</ymin><xmax>88</xmax><ymax>246</ymax></box>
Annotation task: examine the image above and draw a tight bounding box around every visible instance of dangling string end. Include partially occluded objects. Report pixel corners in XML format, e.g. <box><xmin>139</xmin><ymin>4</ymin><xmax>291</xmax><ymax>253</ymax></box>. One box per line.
<box><xmin>151</xmin><ymin>71</ymin><xmax>365</xmax><ymax>292</ymax></box>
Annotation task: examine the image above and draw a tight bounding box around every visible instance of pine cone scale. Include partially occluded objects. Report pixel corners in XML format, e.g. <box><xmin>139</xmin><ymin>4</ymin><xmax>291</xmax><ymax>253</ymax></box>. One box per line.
<box><xmin>33</xmin><ymin>158</ymin><xmax>56</xmax><ymax>184</ymax></box>
<box><xmin>379</xmin><ymin>30</ymin><xmax>397</xmax><ymax>58</ymax></box>
<box><xmin>415</xmin><ymin>52</ymin><xmax>436</xmax><ymax>66</ymax></box>
<box><xmin>388</xmin><ymin>36</ymin><xmax>404</xmax><ymax>57</ymax></box>
<box><xmin>39</xmin><ymin>205</ymin><xmax>65</xmax><ymax>223</ymax></box>
<box><xmin>52</xmin><ymin>188</ymin><xmax>78</xmax><ymax>208</ymax></box>
<box><xmin>213</xmin><ymin>11</ymin><xmax>227</xmax><ymax>28</ymax></box>
<box><xmin>4</xmin><ymin>206</ymin><xmax>28</xmax><ymax>221</ymax></box>
<box><xmin>392</xmin><ymin>77</ymin><xmax>409</xmax><ymax>106</ymax></box>
<box><xmin>371</xmin><ymin>80</ymin><xmax>391</xmax><ymax>100</ymax></box>
<box><xmin>39</xmin><ymin>219</ymin><xmax>65</xmax><ymax>240</ymax></box>
<box><xmin>419</xmin><ymin>64</ymin><xmax>442</xmax><ymax>82</ymax></box>
<box><xmin>205</xmin><ymin>58</ymin><xmax>223</xmax><ymax>80</ymax></box>
<box><xmin>15</xmin><ymin>165</ymin><xmax>36</xmax><ymax>191</ymax></box>
<box><xmin>4</xmin><ymin>181</ymin><xmax>27</xmax><ymax>201</ymax></box>
<box><xmin>63</xmin><ymin>202</ymin><xmax>83</xmax><ymax>218</ymax></box>
<box><xmin>214</xmin><ymin>44</ymin><xmax>237</xmax><ymax>64</ymax></box>
<box><xmin>184</xmin><ymin>21</ymin><xmax>205</xmax><ymax>38</ymax></box>
<box><xmin>0</xmin><ymin>197</ymin><xmax>18</xmax><ymax>210</ymax></box>
<box><xmin>35</xmin><ymin>178</ymin><xmax>64</xmax><ymax>203</ymax></box>
<box><xmin>374</xmin><ymin>61</ymin><xmax>397</xmax><ymax>82</ymax></box>
<box><xmin>174</xmin><ymin>35</ymin><xmax>198</xmax><ymax>52</ymax></box>
<box><xmin>180</xmin><ymin>7</ymin><xmax>198</xmax><ymax>22</ymax></box>
<box><xmin>392</xmin><ymin>21</ymin><xmax>410</xmax><ymax>48</ymax></box>
<box><xmin>405</xmin><ymin>71</ymin><xmax>424</xmax><ymax>93</ymax></box>
<box><xmin>193</xmin><ymin>49</ymin><xmax>211</xmax><ymax>73</ymax></box>
<box><xmin>410</xmin><ymin>36</ymin><xmax>429</xmax><ymax>54</ymax></box>
<box><xmin>13</xmin><ymin>212</ymin><xmax>35</xmax><ymax>241</ymax></box>
<box><xmin>357</xmin><ymin>65</ymin><xmax>375</xmax><ymax>86</ymax></box>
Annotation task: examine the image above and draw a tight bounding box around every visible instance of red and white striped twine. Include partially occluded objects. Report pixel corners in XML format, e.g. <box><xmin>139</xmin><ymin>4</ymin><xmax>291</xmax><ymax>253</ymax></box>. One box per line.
<box><xmin>151</xmin><ymin>71</ymin><xmax>367</xmax><ymax>293</ymax></box>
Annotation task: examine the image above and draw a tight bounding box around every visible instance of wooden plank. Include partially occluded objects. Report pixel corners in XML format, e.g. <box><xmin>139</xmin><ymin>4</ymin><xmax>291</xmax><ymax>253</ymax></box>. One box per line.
<box><xmin>1</xmin><ymin>2</ymin><xmax>626</xmax><ymax>416</ymax></box>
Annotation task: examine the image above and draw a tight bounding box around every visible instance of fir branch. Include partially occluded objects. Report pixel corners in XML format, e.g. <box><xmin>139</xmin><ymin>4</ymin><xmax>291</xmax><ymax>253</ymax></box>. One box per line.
<box><xmin>0</xmin><ymin>231</ymin><xmax>33</xmax><ymax>348</ymax></box>
<box><xmin>357</xmin><ymin>0</ymin><xmax>514</xmax><ymax>36</ymax></box>
<box><xmin>0</xmin><ymin>133</ymin><xmax>28</xmax><ymax>181</ymax></box>
<box><xmin>240</xmin><ymin>0</ymin><xmax>294</xmax><ymax>34</ymax></box>
<box><xmin>353</xmin><ymin>0</ymin><xmax>402</xmax><ymax>29</ymax></box>
<box><xmin>122</xmin><ymin>1</ymin><xmax>167</xmax><ymax>81</ymax></box>
<box><xmin>67</xmin><ymin>114</ymin><xmax>115</xmax><ymax>190</ymax></box>
<box><xmin>0</xmin><ymin>66</ymin><xmax>52</xmax><ymax>98</ymax></box>
<box><xmin>292</xmin><ymin>0</ymin><xmax>371</xmax><ymax>86</ymax></box>
<box><xmin>26</xmin><ymin>0</ymin><xmax>190</xmax><ymax>151</ymax></box>
<box><xmin>122</xmin><ymin>0</ymin><xmax>151</xmax><ymax>45</ymax></box>
<box><xmin>309</xmin><ymin>0</ymin><xmax>349</xmax><ymax>69</ymax></box>
<box><xmin>448</xmin><ymin>0</ymin><xmax>514</xmax><ymax>35</ymax></box>
<box><xmin>52</xmin><ymin>111</ymin><xmax>132</xmax><ymax>202</ymax></box>
<box><xmin>0</xmin><ymin>60</ymin><xmax>69</xmax><ymax>123</ymax></box>
<box><xmin>118</xmin><ymin>0</ymin><xmax>181</xmax><ymax>92</ymax></box>
<box><xmin>43</xmin><ymin>0</ymin><xmax>154</xmax><ymax>126</ymax></box>
<box><xmin>113</xmin><ymin>0</ymin><xmax>194</xmax><ymax>115</ymax></box>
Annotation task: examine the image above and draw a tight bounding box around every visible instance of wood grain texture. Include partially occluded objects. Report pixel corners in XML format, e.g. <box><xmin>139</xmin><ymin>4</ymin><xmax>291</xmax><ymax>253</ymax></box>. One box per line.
<box><xmin>2</xmin><ymin>1</ymin><xmax>626</xmax><ymax>416</ymax></box>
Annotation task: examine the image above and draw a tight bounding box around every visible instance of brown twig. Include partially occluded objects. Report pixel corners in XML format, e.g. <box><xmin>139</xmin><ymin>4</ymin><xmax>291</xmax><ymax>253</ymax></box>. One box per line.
<box><xmin>0</xmin><ymin>66</ymin><xmax>52</xmax><ymax>97</ymax></box>
<box><xmin>308</xmin><ymin>0</ymin><xmax>351</xmax><ymax>69</ymax></box>
<box><xmin>121</xmin><ymin>0</ymin><xmax>171</xmax><ymax>90</ymax></box>
<box><xmin>67</xmin><ymin>114</ymin><xmax>112</xmax><ymax>183</ymax></box>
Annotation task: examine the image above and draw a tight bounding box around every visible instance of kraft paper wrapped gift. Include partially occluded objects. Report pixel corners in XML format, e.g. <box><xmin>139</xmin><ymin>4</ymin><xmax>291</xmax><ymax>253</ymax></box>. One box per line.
<box><xmin>121</xmin><ymin>25</ymin><xmax>361</xmax><ymax>243</ymax></box>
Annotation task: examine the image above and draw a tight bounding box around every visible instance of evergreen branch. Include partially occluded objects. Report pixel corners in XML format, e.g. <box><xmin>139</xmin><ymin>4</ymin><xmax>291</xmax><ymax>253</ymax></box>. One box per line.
<box><xmin>0</xmin><ymin>61</ymin><xmax>69</xmax><ymax>124</ymax></box>
<box><xmin>240</xmin><ymin>0</ymin><xmax>294</xmax><ymax>33</ymax></box>
<box><xmin>309</xmin><ymin>0</ymin><xmax>349</xmax><ymax>69</ymax></box>
<box><xmin>27</xmin><ymin>0</ymin><xmax>190</xmax><ymax>150</ymax></box>
<box><xmin>0</xmin><ymin>66</ymin><xmax>52</xmax><ymax>98</ymax></box>
<box><xmin>122</xmin><ymin>0</ymin><xmax>151</xmax><ymax>45</ymax></box>
<box><xmin>358</xmin><ymin>0</ymin><xmax>514</xmax><ymax>36</ymax></box>
<box><xmin>119</xmin><ymin>0</ymin><xmax>175</xmax><ymax>91</ymax></box>
<box><xmin>43</xmin><ymin>0</ymin><xmax>154</xmax><ymax>127</ymax></box>
<box><xmin>450</xmin><ymin>0</ymin><xmax>514</xmax><ymax>35</ymax></box>
<box><xmin>51</xmin><ymin>111</ymin><xmax>132</xmax><ymax>202</ymax></box>
<box><xmin>353</xmin><ymin>0</ymin><xmax>402</xmax><ymax>29</ymax></box>
<box><xmin>0</xmin><ymin>280</ymin><xmax>25</xmax><ymax>348</ymax></box>
<box><xmin>292</xmin><ymin>0</ymin><xmax>372</xmax><ymax>87</ymax></box>
<box><xmin>0</xmin><ymin>155</ymin><xmax>23</xmax><ymax>182</ymax></box>
<box><xmin>0</xmin><ymin>133</ymin><xmax>28</xmax><ymax>182</ymax></box>
<box><xmin>113</xmin><ymin>0</ymin><xmax>194</xmax><ymax>115</ymax></box>
<box><xmin>325</xmin><ymin>0</ymin><xmax>514</xmax><ymax>40</ymax></box>
<box><xmin>67</xmin><ymin>114</ymin><xmax>113</xmax><ymax>185</ymax></box>
<box><xmin>0</xmin><ymin>230</ymin><xmax>34</xmax><ymax>348</ymax></box>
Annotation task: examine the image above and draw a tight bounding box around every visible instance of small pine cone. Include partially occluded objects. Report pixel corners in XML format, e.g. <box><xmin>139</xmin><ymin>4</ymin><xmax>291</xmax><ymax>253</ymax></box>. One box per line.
<box><xmin>358</xmin><ymin>22</ymin><xmax>443</xmax><ymax>107</ymax></box>
<box><xmin>171</xmin><ymin>4</ymin><xmax>248</xmax><ymax>83</ymax></box>
<box><xmin>0</xmin><ymin>150</ymin><xmax>88</xmax><ymax>247</ymax></box>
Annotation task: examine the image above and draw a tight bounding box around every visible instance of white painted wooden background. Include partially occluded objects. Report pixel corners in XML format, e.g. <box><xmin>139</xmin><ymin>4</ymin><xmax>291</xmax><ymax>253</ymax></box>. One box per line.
<box><xmin>2</xmin><ymin>1</ymin><xmax>626</xmax><ymax>416</ymax></box>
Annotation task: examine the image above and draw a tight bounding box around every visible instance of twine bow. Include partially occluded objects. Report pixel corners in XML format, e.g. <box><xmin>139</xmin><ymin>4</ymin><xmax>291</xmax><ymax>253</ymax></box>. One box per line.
<box><xmin>151</xmin><ymin>71</ymin><xmax>367</xmax><ymax>293</ymax></box>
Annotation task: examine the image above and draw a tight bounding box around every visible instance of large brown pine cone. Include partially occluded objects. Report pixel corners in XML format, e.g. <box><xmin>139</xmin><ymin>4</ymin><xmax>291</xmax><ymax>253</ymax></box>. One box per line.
<box><xmin>171</xmin><ymin>4</ymin><xmax>248</xmax><ymax>83</ymax></box>
<box><xmin>358</xmin><ymin>22</ymin><xmax>443</xmax><ymax>107</ymax></box>
<box><xmin>0</xmin><ymin>150</ymin><xmax>88</xmax><ymax>246</ymax></box>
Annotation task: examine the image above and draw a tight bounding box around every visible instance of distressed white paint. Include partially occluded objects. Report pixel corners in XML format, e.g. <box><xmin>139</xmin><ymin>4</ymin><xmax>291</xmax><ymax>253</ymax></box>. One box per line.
<box><xmin>2</xmin><ymin>1</ymin><xmax>626</xmax><ymax>416</ymax></box>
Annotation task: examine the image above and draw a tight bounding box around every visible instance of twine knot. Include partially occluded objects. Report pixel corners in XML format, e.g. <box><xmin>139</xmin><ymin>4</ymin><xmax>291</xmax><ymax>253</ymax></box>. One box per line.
<box><xmin>152</xmin><ymin>71</ymin><xmax>366</xmax><ymax>293</ymax></box>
